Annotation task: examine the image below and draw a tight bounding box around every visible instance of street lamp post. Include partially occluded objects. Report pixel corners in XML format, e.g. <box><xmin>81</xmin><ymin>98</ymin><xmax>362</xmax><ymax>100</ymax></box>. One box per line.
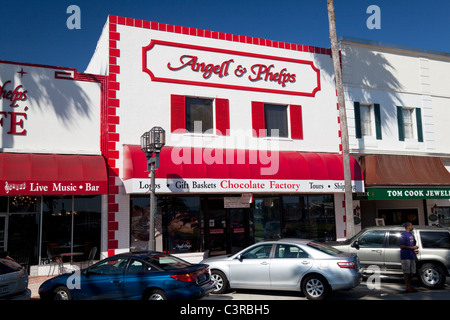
<box><xmin>140</xmin><ymin>126</ymin><xmax>165</xmax><ymax>251</ymax></box>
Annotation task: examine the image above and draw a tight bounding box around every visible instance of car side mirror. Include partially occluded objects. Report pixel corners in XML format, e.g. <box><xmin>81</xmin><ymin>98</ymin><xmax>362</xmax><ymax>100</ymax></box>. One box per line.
<box><xmin>236</xmin><ymin>254</ymin><xmax>244</xmax><ymax>261</ymax></box>
<box><xmin>351</xmin><ymin>240</ymin><xmax>360</xmax><ymax>250</ymax></box>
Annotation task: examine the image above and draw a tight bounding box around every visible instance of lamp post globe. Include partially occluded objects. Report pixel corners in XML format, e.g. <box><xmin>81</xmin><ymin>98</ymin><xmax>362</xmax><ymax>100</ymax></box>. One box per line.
<box><xmin>149</xmin><ymin>126</ymin><xmax>166</xmax><ymax>150</ymax></box>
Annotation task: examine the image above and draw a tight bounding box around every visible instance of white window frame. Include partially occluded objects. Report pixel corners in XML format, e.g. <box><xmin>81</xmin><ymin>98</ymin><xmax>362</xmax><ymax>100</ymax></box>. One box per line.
<box><xmin>359</xmin><ymin>103</ymin><xmax>375</xmax><ymax>137</ymax></box>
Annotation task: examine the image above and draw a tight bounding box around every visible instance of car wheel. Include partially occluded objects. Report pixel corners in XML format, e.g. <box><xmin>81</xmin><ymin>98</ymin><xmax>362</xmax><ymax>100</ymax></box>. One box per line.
<box><xmin>145</xmin><ymin>289</ymin><xmax>167</xmax><ymax>300</ymax></box>
<box><xmin>418</xmin><ymin>263</ymin><xmax>446</xmax><ymax>289</ymax></box>
<box><xmin>301</xmin><ymin>275</ymin><xmax>329</xmax><ymax>300</ymax></box>
<box><xmin>211</xmin><ymin>270</ymin><xmax>228</xmax><ymax>294</ymax></box>
<box><xmin>52</xmin><ymin>286</ymin><xmax>72</xmax><ymax>300</ymax></box>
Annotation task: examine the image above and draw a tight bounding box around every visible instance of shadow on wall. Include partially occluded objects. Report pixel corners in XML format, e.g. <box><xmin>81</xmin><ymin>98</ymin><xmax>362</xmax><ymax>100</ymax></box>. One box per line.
<box><xmin>314</xmin><ymin>43</ymin><xmax>406</xmax><ymax>142</ymax></box>
<box><xmin>0</xmin><ymin>62</ymin><xmax>96</xmax><ymax>150</ymax></box>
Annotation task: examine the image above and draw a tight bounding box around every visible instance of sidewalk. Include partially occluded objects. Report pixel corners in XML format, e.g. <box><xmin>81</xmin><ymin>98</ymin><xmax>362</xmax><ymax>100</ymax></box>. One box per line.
<box><xmin>28</xmin><ymin>276</ymin><xmax>56</xmax><ymax>299</ymax></box>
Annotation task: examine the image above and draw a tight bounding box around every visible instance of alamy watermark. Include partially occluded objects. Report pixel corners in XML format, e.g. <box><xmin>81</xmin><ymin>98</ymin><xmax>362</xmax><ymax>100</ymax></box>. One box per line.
<box><xmin>366</xmin><ymin>5</ymin><xmax>381</xmax><ymax>30</ymax></box>
<box><xmin>170</xmin><ymin>121</ymin><xmax>281</xmax><ymax>176</ymax></box>
<box><xmin>66</xmin><ymin>5</ymin><xmax>81</xmax><ymax>30</ymax></box>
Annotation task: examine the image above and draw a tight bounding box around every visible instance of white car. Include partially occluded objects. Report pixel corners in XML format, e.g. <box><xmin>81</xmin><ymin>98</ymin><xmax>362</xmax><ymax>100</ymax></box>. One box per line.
<box><xmin>0</xmin><ymin>252</ymin><xmax>31</xmax><ymax>300</ymax></box>
<box><xmin>201</xmin><ymin>239</ymin><xmax>362</xmax><ymax>300</ymax></box>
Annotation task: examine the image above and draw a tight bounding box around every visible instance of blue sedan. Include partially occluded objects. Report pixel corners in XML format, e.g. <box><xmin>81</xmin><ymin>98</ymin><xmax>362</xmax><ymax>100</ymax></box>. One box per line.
<box><xmin>39</xmin><ymin>251</ymin><xmax>214</xmax><ymax>300</ymax></box>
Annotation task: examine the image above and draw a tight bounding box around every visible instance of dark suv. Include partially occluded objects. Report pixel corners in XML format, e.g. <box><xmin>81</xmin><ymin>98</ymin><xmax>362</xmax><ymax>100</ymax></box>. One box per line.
<box><xmin>332</xmin><ymin>226</ymin><xmax>450</xmax><ymax>289</ymax></box>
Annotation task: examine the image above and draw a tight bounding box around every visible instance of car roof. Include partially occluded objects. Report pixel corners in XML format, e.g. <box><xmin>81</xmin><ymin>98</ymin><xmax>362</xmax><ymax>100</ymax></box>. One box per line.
<box><xmin>112</xmin><ymin>251</ymin><xmax>170</xmax><ymax>259</ymax></box>
<box><xmin>254</xmin><ymin>238</ymin><xmax>313</xmax><ymax>245</ymax></box>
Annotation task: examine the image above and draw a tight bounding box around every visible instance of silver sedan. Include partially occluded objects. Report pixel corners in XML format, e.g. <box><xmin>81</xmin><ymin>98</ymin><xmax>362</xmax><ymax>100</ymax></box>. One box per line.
<box><xmin>201</xmin><ymin>239</ymin><xmax>362</xmax><ymax>300</ymax></box>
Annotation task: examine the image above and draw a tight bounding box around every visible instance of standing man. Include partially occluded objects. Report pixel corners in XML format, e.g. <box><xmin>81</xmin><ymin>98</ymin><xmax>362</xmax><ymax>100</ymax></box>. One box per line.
<box><xmin>399</xmin><ymin>222</ymin><xmax>419</xmax><ymax>293</ymax></box>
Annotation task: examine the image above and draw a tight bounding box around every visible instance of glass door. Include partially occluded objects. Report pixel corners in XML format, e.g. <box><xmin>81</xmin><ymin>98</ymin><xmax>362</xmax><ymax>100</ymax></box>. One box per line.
<box><xmin>207</xmin><ymin>198</ymin><xmax>228</xmax><ymax>256</ymax></box>
<box><xmin>230</xmin><ymin>208</ymin><xmax>250</xmax><ymax>254</ymax></box>
<box><xmin>204</xmin><ymin>198</ymin><xmax>253</xmax><ymax>256</ymax></box>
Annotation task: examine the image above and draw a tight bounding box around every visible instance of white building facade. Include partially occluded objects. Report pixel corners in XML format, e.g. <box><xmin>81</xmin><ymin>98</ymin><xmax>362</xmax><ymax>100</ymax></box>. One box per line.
<box><xmin>340</xmin><ymin>37</ymin><xmax>450</xmax><ymax>228</ymax></box>
<box><xmin>86</xmin><ymin>16</ymin><xmax>364</xmax><ymax>259</ymax></box>
<box><xmin>0</xmin><ymin>60</ymin><xmax>108</xmax><ymax>272</ymax></box>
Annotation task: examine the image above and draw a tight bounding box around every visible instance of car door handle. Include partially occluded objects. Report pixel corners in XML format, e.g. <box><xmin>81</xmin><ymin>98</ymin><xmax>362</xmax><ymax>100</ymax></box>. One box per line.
<box><xmin>301</xmin><ymin>261</ymin><xmax>311</xmax><ymax>265</ymax></box>
<box><xmin>111</xmin><ymin>280</ymin><xmax>122</xmax><ymax>285</ymax></box>
<box><xmin>371</xmin><ymin>250</ymin><xmax>382</xmax><ymax>254</ymax></box>
<box><xmin>260</xmin><ymin>261</ymin><xmax>269</xmax><ymax>265</ymax></box>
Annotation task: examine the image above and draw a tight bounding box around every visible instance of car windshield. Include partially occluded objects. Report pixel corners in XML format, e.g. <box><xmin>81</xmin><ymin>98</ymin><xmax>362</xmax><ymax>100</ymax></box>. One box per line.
<box><xmin>307</xmin><ymin>241</ymin><xmax>342</xmax><ymax>256</ymax></box>
<box><xmin>342</xmin><ymin>229</ymin><xmax>366</xmax><ymax>244</ymax></box>
<box><xmin>145</xmin><ymin>253</ymin><xmax>191</xmax><ymax>270</ymax></box>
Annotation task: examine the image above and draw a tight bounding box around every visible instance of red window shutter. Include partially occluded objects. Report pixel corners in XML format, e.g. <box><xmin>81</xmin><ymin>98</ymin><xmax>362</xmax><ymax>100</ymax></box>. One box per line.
<box><xmin>215</xmin><ymin>98</ymin><xmax>230</xmax><ymax>135</ymax></box>
<box><xmin>290</xmin><ymin>104</ymin><xmax>303</xmax><ymax>139</ymax></box>
<box><xmin>251</xmin><ymin>101</ymin><xmax>265</xmax><ymax>137</ymax></box>
<box><xmin>170</xmin><ymin>94</ymin><xmax>186</xmax><ymax>133</ymax></box>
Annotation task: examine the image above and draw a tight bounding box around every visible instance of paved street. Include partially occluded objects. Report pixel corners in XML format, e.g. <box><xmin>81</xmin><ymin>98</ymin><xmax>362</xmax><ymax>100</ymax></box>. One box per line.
<box><xmin>202</xmin><ymin>277</ymin><xmax>450</xmax><ymax>300</ymax></box>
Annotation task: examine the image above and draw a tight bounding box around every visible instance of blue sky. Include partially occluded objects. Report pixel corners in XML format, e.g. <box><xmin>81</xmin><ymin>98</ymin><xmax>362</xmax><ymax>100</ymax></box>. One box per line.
<box><xmin>1</xmin><ymin>0</ymin><xmax>449</xmax><ymax>72</ymax></box>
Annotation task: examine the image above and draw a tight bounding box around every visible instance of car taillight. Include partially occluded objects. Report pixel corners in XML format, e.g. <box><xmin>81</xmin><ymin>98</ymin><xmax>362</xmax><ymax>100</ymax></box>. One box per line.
<box><xmin>171</xmin><ymin>273</ymin><xmax>195</xmax><ymax>282</ymax></box>
<box><xmin>171</xmin><ymin>268</ymin><xmax>210</xmax><ymax>282</ymax></box>
<box><xmin>337</xmin><ymin>262</ymin><xmax>355</xmax><ymax>269</ymax></box>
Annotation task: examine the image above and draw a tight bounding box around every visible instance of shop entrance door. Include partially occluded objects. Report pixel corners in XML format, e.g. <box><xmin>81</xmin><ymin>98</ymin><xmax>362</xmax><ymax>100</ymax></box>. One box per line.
<box><xmin>207</xmin><ymin>199</ymin><xmax>227</xmax><ymax>256</ymax></box>
<box><xmin>205</xmin><ymin>198</ymin><xmax>251</xmax><ymax>256</ymax></box>
<box><xmin>229</xmin><ymin>208</ymin><xmax>250</xmax><ymax>254</ymax></box>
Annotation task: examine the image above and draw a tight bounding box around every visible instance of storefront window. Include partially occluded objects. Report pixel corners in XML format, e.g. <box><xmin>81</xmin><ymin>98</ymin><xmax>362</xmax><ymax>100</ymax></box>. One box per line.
<box><xmin>305</xmin><ymin>195</ymin><xmax>336</xmax><ymax>241</ymax></box>
<box><xmin>252</xmin><ymin>197</ymin><xmax>281</xmax><ymax>242</ymax></box>
<box><xmin>378</xmin><ymin>208</ymin><xmax>419</xmax><ymax>225</ymax></box>
<box><xmin>130</xmin><ymin>196</ymin><xmax>201</xmax><ymax>254</ymax></box>
<box><xmin>282</xmin><ymin>196</ymin><xmax>306</xmax><ymax>238</ymax></box>
<box><xmin>7</xmin><ymin>196</ymin><xmax>40</xmax><ymax>266</ymax></box>
<box><xmin>42</xmin><ymin>196</ymin><xmax>101</xmax><ymax>261</ymax></box>
<box><xmin>162</xmin><ymin>196</ymin><xmax>201</xmax><ymax>253</ymax></box>
<box><xmin>74</xmin><ymin>196</ymin><xmax>101</xmax><ymax>259</ymax></box>
<box><xmin>130</xmin><ymin>196</ymin><xmax>161</xmax><ymax>252</ymax></box>
<box><xmin>436</xmin><ymin>207</ymin><xmax>450</xmax><ymax>227</ymax></box>
<box><xmin>42</xmin><ymin>197</ymin><xmax>72</xmax><ymax>258</ymax></box>
<box><xmin>282</xmin><ymin>195</ymin><xmax>336</xmax><ymax>241</ymax></box>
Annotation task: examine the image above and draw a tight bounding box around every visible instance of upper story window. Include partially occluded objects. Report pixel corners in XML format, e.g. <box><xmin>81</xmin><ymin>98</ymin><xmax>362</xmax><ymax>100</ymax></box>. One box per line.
<box><xmin>264</xmin><ymin>104</ymin><xmax>288</xmax><ymax>138</ymax></box>
<box><xmin>353</xmin><ymin>102</ymin><xmax>382</xmax><ymax>140</ymax></box>
<box><xmin>252</xmin><ymin>101</ymin><xmax>303</xmax><ymax>139</ymax></box>
<box><xmin>170</xmin><ymin>95</ymin><xmax>229</xmax><ymax>135</ymax></box>
<box><xmin>401</xmin><ymin>108</ymin><xmax>414</xmax><ymax>139</ymax></box>
<box><xmin>397</xmin><ymin>106</ymin><xmax>423</xmax><ymax>142</ymax></box>
<box><xmin>185</xmin><ymin>97</ymin><xmax>213</xmax><ymax>133</ymax></box>
<box><xmin>359</xmin><ymin>104</ymin><xmax>373</xmax><ymax>136</ymax></box>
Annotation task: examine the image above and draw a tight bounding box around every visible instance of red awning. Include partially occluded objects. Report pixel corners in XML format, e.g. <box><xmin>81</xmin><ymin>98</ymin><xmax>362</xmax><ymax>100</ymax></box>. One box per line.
<box><xmin>123</xmin><ymin>145</ymin><xmax>364</xmax><ymax>194</ymax></box>
<box><xmin>0</xmin><ymin>153</ymin><xmax>108</xmax><ymax>195</ymax></box>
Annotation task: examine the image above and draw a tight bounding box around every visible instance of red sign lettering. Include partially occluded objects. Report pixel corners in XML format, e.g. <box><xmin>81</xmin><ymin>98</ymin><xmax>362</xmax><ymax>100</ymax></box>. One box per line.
<box><xmin>0</xmin><ymin>79</ymin><xmax>29</xmax><ymax>135</ymax></box>
<box><xmin>0</xmin><ymin>80</ymin><xmax>28</xmax><ymax>107</ymax></box>
<box><xmin>248</xmin><ymin>64</ymin><xmax>296</xmax><ymax>87</ymax></box>
<box><xmin>168</xmin><ymin>55</ymin><xmax>234</xmax><ymax>79</ymax></box>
